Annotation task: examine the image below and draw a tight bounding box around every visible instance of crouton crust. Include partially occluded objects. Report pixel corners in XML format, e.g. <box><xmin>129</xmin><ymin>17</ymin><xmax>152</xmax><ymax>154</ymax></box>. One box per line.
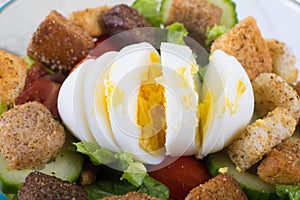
<box><xmin>258</xmin><ymin>138</ymin><xmax>300</xmax><ymax>185</ymax></box>
<box><xmin>27</xmin><ymin>10</ymin><xmax>94</xmax><ymax>73</ymax></box>
<box><xmin>69</xmin><ymin>6</ymin><xmax>111</xmax><ymax>37</ymax></box>
<box><xmin>252</xmin><ymin>73</ymin><xmax>300</xmax><ymax>122</ymax></box>
<box><xmin>227</xmin><ymin>107</ymin><xmax>296</xmax><ymax>172</ymax></box>
<box><xmin>0</xmin><ymin>101</ymin><xmax>65</xmax><ymax>169</ymax></box>
<box><xmin>100</xmin><ymin>192</ymin><xmax>162</xmax><ymax>200</ymax></box>
<box><xmin>185</xmin><ymin>173</ymin><xmax>247</xmax><ymax>200</ymax></box>
<box><xmin>0</xmin><ymin>49</ymin><xmax>27</xmax><ymax>105</ymax></box>
<box><xmin>211</xmin><ymin>17</ymin><xmax>272</xmax><ymax>81</ymax></box>
<box><xmin>266</xmin><ymin>39</ymin><xmax>298</xmax><ymax>84</ymax></box>
<box><xmin>165</xmin><ymin>0</ymin><xmax>222</xmax><ymax>46</ymax></box>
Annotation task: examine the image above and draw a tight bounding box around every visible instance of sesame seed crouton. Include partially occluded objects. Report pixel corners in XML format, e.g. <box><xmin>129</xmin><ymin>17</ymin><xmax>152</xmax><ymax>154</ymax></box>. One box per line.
<box><xmin>69</xmin><ymin>6</ymin><xmax>111</xmax><ymax>37</ymax></box>
<box><xmin>227</xmin><ymin>107</ymin><xmax>296</xmax><ymax>172</ymax></box>
<box><xmin>27</xmin><ymin>10</ymin><xmax>94</xmax><ymax>74</ymax></box>
<box><xmin>266</xmin><ymin>39</ymin><xmax>298</xmax><ymax>84</ymax></box>
<box><xmin>185</xmin><ymin>173</ymin><xmax>248</xmax><ymax>200</ymax></box>
<box><xmin>0</xmin><ymin>101</ymin><xmax>65</xmax><ymax>169</ymax></box>
<box><xmin>164</xmin><ymin>0</ymin><xmax>222</xmax><ymax>47</ymax></box>
<box><xmin>211</xmin><ymin>17</ymin><xmax>272</xmax><ymax>81</ymax></box>
<box><xmin>252</xmin><ymin>73</ymin><xmax>300</xmax><ymax>122</ymax></box>
<box><xmin>0</xmin><ymin>49</ymin><xmax>27</xmax><ymax>105</ymax></box>
<box><xmin>18</xmin><ymin>171</ymin><xmax>88</xmax><ymax>200</ymax></box>
<box><xmin>100</xmin><ymin>192</ymin><xmax>163</xmax><ymax>200</ymax></box>
<box><xmin>257</xmin><ymin>138</ymin><xmax>300</xmax><ymax>185</ymax></box>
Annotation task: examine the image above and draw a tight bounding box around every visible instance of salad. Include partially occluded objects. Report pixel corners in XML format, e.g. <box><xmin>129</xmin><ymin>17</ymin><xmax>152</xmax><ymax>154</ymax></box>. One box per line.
<box><xmin>0</xmin><ymin>0</ymin><xmax>300</xmax><ymax>199</ymax></box>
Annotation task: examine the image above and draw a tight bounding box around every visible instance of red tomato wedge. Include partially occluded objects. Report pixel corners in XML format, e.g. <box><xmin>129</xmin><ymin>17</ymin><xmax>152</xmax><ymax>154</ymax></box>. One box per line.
<box><xmin>149</xmin><ymin>156</ymin><xmax>211</xmax><ymax>200</ymax></box>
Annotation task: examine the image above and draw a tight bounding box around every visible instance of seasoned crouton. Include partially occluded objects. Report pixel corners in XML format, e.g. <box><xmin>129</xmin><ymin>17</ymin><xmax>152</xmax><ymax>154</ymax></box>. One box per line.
<box><xmin>227</xmin><ymin>107</ymin><xmax>296</xmax><ymax>172</ymax></box>
<box><xmin>70</xmin><ymin>6</ymin><xmax>111</xmax><ymax>37</ymax></box>
<box><xmin>163</xmin><ymin>0</ymin><xmax>222</xmax><ymax>47</ymax></box>
<box><xmin>18</xmin><ymin>171</ymin><xmax>88</xmax><ymax>200</ymax></box>
<box><xmin>185</xmin><ymin>173</ymin><xmax>247</xmax><ymax>200</ymax></box>
<box><xmin>0</xmin><ymin>49</ymin><xmax>27</xmax><ymax>105</ymax></box>
<box><xmin>294</xmin><ymin>81</ymin><xmax>300</xmax><ymax>96</ymax></box>
<box><xmin>258</xmin><ymin>138</ymin><xmax>300</xmax><ymax>185</ymax></box>
<box><xmin>100</xmin><ymin>192</ymin><xmax>162</xmax><ymax>200</ymax></box>
<box><xmin>266</xmin><ymin>39</ymin><xmax>298</xmax><ymax>84</ymax></box>
<box><xmin>211</xmin><ymin>17</ymin><xmax>272</xmax><ymax>81</ymax></box>
<box><xmin>0</xmin><ymin>101</ymin><xmax>65</xmax><ymax>169</ymax></box>
<box><xmin>27</xmin><ymin>10</ymin><xmax>94</xmax><ymax>74</ymax></box>
<box><xmin>252</xmin><ymin>73</ymin><xmax>300</xmax><ymax>122</ymax></box>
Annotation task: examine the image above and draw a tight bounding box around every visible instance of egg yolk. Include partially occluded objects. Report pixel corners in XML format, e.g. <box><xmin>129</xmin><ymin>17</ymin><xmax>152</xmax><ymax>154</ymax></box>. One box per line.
<box><xmin>137</xmin><ymin>52</ymin><xmax>166</xmax><ymax>155</ymax></box>
<box><xmin>199</xmin><ymin>91</ymin><xmax>212</xmax><ymax>144</ymax></box>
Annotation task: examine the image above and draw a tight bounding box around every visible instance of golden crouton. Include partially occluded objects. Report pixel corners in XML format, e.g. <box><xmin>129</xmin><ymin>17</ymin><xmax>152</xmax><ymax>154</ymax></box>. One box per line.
<box><xmin>257</xmin><ymin>138</ymin><xmax>300</xmax><ymax>185</ymax></box>
<box><xmin>163</xmin><ymin>0</ymin><xmax>222</xmax><ymax>46</ymax></box>
<box><xmin>69</xmin><ymin>6</ymin><xmax>111</xmax><ymax>37</ymax></box>
<box><xmin>266</xmin><ymin>39</ymin><xmax>298</xmax><ymax>84</ymax></box>
<box><xmin>27</xmin><ymin>10</ymin><xmax>94</xmax><ymax>73</ymax></box>
<box><xmin>0</xmin><ymin>49</ymin><xmax>27</xmax><ymax>105</ymax></box>
<box><xmin>211</xmin><ymin>17</ymin><xmax>272</xmax><ymax>81</ymax></box>
<box><xmin>100</xmin><ymin>192</ymin><xmax>162</xmax><ymax>200</ymax></box>
<box><xmin>0</xmin><ymin>101</ymin><xmax>65</xmax><ymax>169</ymax></box>
<box><xmin>294</xmin><ymin>81</ymin><xmax>300</xmax><ymax>96</ymax></box>
<box><xmin>252</xmin><ymin>73</ymin><xmax>300</xmax><ymax>122</ymax></box>
<box><xmin>227</xmin><ymin>107</ymin><xmax>296</xmax><ymax>172</ymax></box>
<box><xmin>185</xmin><ymin>173</ymin><xmax>248</xmax><ymax>200</ymax></box>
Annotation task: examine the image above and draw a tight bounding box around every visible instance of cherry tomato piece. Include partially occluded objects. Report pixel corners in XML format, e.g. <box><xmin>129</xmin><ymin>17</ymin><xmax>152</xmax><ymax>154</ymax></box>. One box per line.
<box><xmin>148</xmin><ymin>156</ymin><xmax>211</xmax><ymax>200</ymax></box>
<box><xmin>89</xmin><ymin>35</ymin><xmax>120</xmax><ymax>58</ymax></box>
<box><xmin>25</xmin><ymin>62</ymin><xmax>49</xmax><ymax>86</ymax></box>
<box><xmin>16</xmin><ymin>79</ymin><xmax>61</xmax><ymax>118</ymax></box>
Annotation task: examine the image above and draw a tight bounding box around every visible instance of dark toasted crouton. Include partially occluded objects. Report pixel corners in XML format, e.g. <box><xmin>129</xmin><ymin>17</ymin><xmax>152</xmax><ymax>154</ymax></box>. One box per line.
<box><xmin>100</xmin><ymin>192</ymin><xmax>162</xmax><ymax>200</ymax></box>
<box><xmin>70</xmin><ymin>6</ymin><xmax>111</xmax><ymax>37</ymax></box>
<box><xmin>102</xmin><ymin>4</ymin><xmax>151</xmax><ymax>36</ymax></box>
<box><xmin>227</xmin><ymin>107</ymin><xmax>296</xmax><ymax>172</ymax></box>
<box><xmin>185</xmin><ymin>173</ymin><xmax>247</xmax><ymax>200</ymax></box>
<box><xmin>18</xmin><ymin>171</ymin><xmax>88</xmax><ymax>200</ymax></box>
<box><xmin>27</xmin><ymin>10</ymin><xmax>94</xmax><ymax>73</ymax></box>
<box><xmin>211</xmin><ymin>17</ymin><xmax>272</xmax><ymax>81</ymax></box>
<box><xmin>164</xmin><ymin>0</ymin><xmax>222</xmax><ymax>47</ymax></box>
<box><xmin>258</xmin><ymin>138</ymin><xmax>300</xmax><ymax>185</ymax></box>
<box><xmin>0</xmin><ymin>101</ymin><xmax>65</xmax><ymax>169</ymax></box>
<box><xmin>0</xmin><ymin>49</ymin><xmax>27</xmax><ymax>105</ymax></box>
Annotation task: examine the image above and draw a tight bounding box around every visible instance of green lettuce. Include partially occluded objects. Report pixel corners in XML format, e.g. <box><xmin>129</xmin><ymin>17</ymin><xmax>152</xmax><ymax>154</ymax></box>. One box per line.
<box><xmin>0</xmin><ymin>104</ymin><xmax>9</xmax><ymax>116</ymax></box>
<box><xmin>166</xmin><ymin>22</ymin><xmax>188</xmax><ymax>45</ymax></box>
<box><xmin>132</xmin><ymin>0</ymin><xmax>162</xmax><ymax>27</ymax></box>
<box><xmin>21</xmin><ymin>55</ymin><xmax>35</xmax><ymax>69</ymax></box>
<box><xmin>276</xmin><ymin>185</ymin><xmax>300</xmax><ymax>200</ymax></box>
<box><xmin>205</xmin><ymin>25</ymin><xmax>228</xmax><ymax>46</ymax></box>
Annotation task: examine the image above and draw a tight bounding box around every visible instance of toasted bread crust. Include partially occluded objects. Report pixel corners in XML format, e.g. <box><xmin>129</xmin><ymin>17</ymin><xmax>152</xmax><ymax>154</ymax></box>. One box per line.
<box><xmin>258</xmin><ymin>138</ymin><xmax>300</xmax><ymax>185</ymax></box>
<box><xmin>211</xmin><ymin>17</ymin><xmax>272</xmax><ymax>81</ymax></box>
<box><xmin>0</xmin><ymin>49</ymin><xmax>27</xmax><ymax>104</ymax></box>
<box><xmin>27</xmin><ymin>10</ymin><xmax>94</xmax><ymax>73</ymax></box>
<box><xmin>0</xmin><ymin>101</ymin><xmax>65</xmax><ymax>169</ymax></box>
<box><xmin>100</xmin><ymin>192</ymin><xmax>162</xmax><ymax>200</ymax></box>
<box><xmin>185</xmin><ymin>173</ymin><xmax>248</xmax><ymax>200</ymax></box>
<box><xmin>227</xmin><ymin>107</ymin><xmax>296</xmax><ymax>171</ymax></box>
<box><xmin>70</xmin><ymin>6</ymin><xmax>111</xmax><ymax>37</ymax></box>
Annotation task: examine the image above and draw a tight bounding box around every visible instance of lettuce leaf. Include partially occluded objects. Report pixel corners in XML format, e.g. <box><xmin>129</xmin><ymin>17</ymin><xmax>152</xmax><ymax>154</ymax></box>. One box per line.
<box><xmin>132</xmin><ymin>0</ymin><xmax>162</xmax><ymax>27</ymax></box>
<box><xmin>276</xmin><ymin>185</ymin><xmax>300</xmax><ymax>200</ymax></box>
<box><xmin>205</xmin><ymin>25</ymin><xmax>228</xmax><ymax>46</ymax></box>
<box><xmin>166</xmin><ymin>22</ymin><xmax>188</xmax><ymax>45</ymax></box>
<box><xmin>21</xmin><ymin>55</ymin><xmax>35</xmax><ymax>69</ymax></box>
<box><xmin>0</xmin><ymin>104</ymin><xmax>9</xmax><ymax>116</ymax></box>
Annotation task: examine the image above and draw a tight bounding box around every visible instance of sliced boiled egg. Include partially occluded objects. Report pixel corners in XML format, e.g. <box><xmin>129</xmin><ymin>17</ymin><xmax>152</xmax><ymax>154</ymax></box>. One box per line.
<box><xmin>198</xmin><ymin>50</ymin><xmax>254</xmax><ymax>158</ymax></box>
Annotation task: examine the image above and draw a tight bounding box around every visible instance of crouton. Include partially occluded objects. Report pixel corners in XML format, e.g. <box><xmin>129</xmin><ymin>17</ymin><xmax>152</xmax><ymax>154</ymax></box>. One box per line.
<box><xmin>252</xmin><ymin>73</ymin><xmax>300</xmax><ymax>122</ymax></box>
<box><xmin>18</xmin><ymin>171</ymin><xmax>88</xmax><ymax>200</ymax></box>
<box><xmin>185</xmin><ymin>173</ymin><xmax>247</xmax><ymax>200</ymax></box>
<box><xmin>258</xmin><ymin>138</ymin><xmax>300</xmax><ymax>185</ymax></box>
<box><xmin>227</xmin><ymin>107</ymin><xmax>296</xmax><ymax>172</ymax></box>
<box><xmin>69</xmin><ymin>6</ymin><xmax>111</xmax><ymax>37</ymax></box>
<box><xmin>27</xmin><ymin>10</ymin><xmax>94</xmax><ymax>74</ymax></box>
<box><xmin>211</xmin><ymin>17</ymin><xmax>272</xmax><ymax>81</ymax></box>
<box><xmin>0</xmin><ymin>101</ymin><xmax>65</xmax><ymax>169</ymax></box>
<box><xmin>100</xmin><ymin>192</ymin><xmax>162</xmax><ymax>200</ymax></box>
<box><xmin>266</xmin><ymin>39</ymin><xmax>298</xmax><ymax>84</ymax></box>
<box><xmin>164</xmin><ymin>0</ymin><xmax>222</xmax><ymax>47</ymax></box>
<box><xmin>295</xmin><ymin>81</ymin><xmax>300</xmax><ymax>96</ymax></box>
<box><xmin>0</xmin><ymin>49</ymin><xmax>27</xmax><ymax>105</ymax></box>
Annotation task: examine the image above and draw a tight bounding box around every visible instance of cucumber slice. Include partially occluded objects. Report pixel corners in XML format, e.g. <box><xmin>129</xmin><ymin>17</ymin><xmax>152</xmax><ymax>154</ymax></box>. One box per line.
<box><xmin>0</xmin><ymin>133</ymin><xmax>84</xmax><ymax>194</ymax></box>
<box><xmin>207</xmin><ymin>0</ymin><xmax>238</xmax><ymax>28</ymax></box>
<box><xmin>205</xmin><ymin>150</ymin><xmax>281</xmax><ymax>200</ymax></box>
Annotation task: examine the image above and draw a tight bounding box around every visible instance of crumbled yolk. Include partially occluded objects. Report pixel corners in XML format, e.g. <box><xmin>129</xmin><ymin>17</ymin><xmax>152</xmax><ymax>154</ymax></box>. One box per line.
<box><xmin>137</xmin><ymin>52</ymin><xmax>166</xmax><ymax>155</ymax></box>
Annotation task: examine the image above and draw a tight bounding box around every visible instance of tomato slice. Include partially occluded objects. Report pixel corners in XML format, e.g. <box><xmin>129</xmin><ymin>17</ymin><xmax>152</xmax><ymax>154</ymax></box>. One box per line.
<box><xmin>25</xmin><ymin>62</ymin><xmax>49</xmax><ymax>86</ymax></box>
<box><xmin>89</xmin><ymin>35</ymin><xmax>120</xmax><ymax>58</ymax></box>
<box><xmin>148</xmin><ymin>156</ymin><xmax>211</xmax><ymax>200</ymax></box>
<box><xmin>16</xmin><ymin>79</ymin><xmax>61</xmax><ymax>118</ymax></box>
